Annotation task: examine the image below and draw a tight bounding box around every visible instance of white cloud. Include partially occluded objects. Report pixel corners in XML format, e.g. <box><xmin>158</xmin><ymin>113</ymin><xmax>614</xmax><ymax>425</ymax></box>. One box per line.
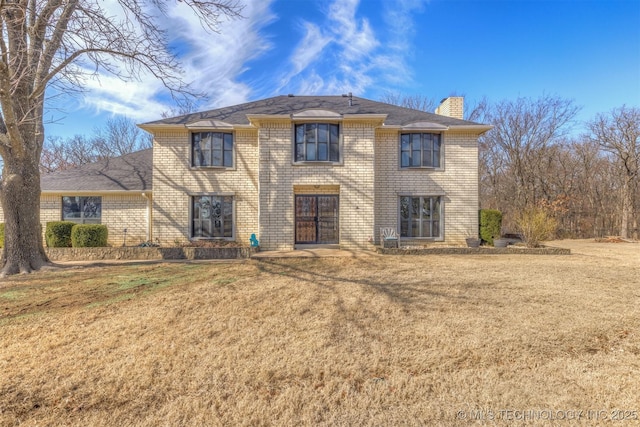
<box><xmin>75</xmin><ymin>0</ymin><xmax>277</xmax><ymax>120</ymax></box>
<box><xmin>278</xmin><ymin>0</ymin><xmax>427</xmax><ymax>97</ymax></box>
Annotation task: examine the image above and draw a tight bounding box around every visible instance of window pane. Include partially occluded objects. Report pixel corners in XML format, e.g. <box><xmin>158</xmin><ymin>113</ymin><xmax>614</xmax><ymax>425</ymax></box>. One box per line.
<box><xmin>401</xmin><ymin>151</ymin><xmax>410</xmax><ymax>167</ymax></box>
<box><xmin>401</xmin><ymin>134</ymin><xmax>410</xmax><ymax>151</ymax></box>
<box><xmin>83</xmin><ymin>197</ymin><xmax>102</xmax><ymax>221</ymax></box>
<box><xmin>212</xmin><ymin>150</ymin><xmax>222</xmax><ymax>166</ymax></box>
<box><xmin>306</xmin><ymin>143</ymin><xmax>316</xmax><ymax>161</ymax></box>
<box><xmin>411</xmin><ymin>134</ymin><xmax>421</xmax><ymax>150</ymax></box>
<box><xmin>62</xmin><ymin>196</ymin><xmax>80</xmax><ymax>220</ymax></box>
<box><xmin>423</xmin><ymin>150</ymin><xmax>432</xmax><ymax>167</ymax></box>
<box><xmin>296</xmin><ymin>143</ymin><xmax>305</xmax><ymax>162</ymax></box>
<box><xmin>423</xmin><ymin>134</ymin><xmax>432</xmax><ymax>152</ymax></box>
<box><xmin>317</xmin><ymin>124</ymin><xmax>328</xmax><ymax>143</ymax></box>
<box><xmin>411</xmin><ymin>151</ymin><xmax>421</xmax><ymax>166</ymax></box>
<box><xmin>411</xmin><ymin>197</ymin><xmax>420</xmax><ymax>218</ymax></box>
<box><xmin>223</xmin><ymin>133</ymin><xmax>233</xmax><ymax>150</ymax></box>
<box><xmin>318</xmin><ymin>143</ymin><xmax>328</xmax><ymax>161</ymax></box>
<box><xmin>212</xmin><ymin>133</ymin><xmax>222</xmax><ymax>151</ymax></box>
<box><xmin>400</xmin><ymin>220</ymin><xmax>409</xmax><ymax>237</ymax></box>
<box><xmin>400</xmin><ymin>197</ymin><xmax>409</xmax><ymax>219</ymax></box>
<box><xmin>223</xmin><ymin>151</ymin><xmax>232</xmax><ymax>167</ymax></box>
<box><xmin>433</xmin><ymin>197</ymin><xmax>441</xmax><ymax>220</ymax></box>
<box><xmin>330</xmin><ymin>142</ymin><xmax>339</xmax><ymax>162</ymax></box>
<box><xmin>296</xmin><ymin>125</ymin><xmax>305</xmax><ymax>143</ymax></box>
<box><xmin>411</xmin><ymin>220</ymin><xmax>420</xmax><ymax>237</ymax></box>
<box><xmin>305</xmin><ymin>124</ymin><xmax>316</xmax><ymax>143</ymax></box>
<box><xmin>330</xmin><ymin>125</ymin><xmax>339</xmax><ymax>143</ymax></box>
<box><xmin>422</xmin><ymin>220</ymin><xmax>431</xmax><ymax>237</ymax></box>
<box><xmin>433</xmin><ymin>138</ymin><xmax>441</xmax><ymax>168</ymax></box>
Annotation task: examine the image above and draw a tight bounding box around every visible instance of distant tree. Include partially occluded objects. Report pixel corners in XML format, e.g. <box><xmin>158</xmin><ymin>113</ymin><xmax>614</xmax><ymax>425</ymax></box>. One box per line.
<box><xmin>588</xmin><ymin>106</ymin><xmax>640</xmax><ymax>238</ymax></box>
<box><xmin>0</xmin><ymin>0</ymin><xmax>243</xmax><ymax>276</ymax></box>
<box><xmin>478</xmin><ymin>96</ymin><xmax>579</xmax><ymax>218</ymax></box>
<box><xmin>379</xmin><ymin>91</ymin><xmax>439</xmax><ymax>112</ymax></box>
<box><xmin>93</xmin><ymin>117</ymin><xmax>153</xmax><ymax>159</ymax></box>
<box><xmin>40</xmin><ymin>117</ymin><xmax>152</xmax><ymax>173</ymax></box>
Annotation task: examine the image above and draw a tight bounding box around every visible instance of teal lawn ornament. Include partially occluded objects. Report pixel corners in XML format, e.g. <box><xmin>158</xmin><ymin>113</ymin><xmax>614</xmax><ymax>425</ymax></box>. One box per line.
<box><xmin>249</xmin><ymin>234</ymin><xmax>259</xmax><ymax>247</ymax></box>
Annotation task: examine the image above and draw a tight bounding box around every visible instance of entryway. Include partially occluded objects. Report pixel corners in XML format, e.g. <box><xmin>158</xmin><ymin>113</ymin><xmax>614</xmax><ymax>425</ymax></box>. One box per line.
<box><xmin>295</xmin><ymin>195</ymin><xmax>339</xmax><ymax>244</ymax></box>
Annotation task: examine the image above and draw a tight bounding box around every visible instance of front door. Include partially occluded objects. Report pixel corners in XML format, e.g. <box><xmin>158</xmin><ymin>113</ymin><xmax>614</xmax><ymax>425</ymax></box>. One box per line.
<box><xmin>295</xmin><ymin>195</ymin><xmax>339</xmax><ymax>244</ymax></box>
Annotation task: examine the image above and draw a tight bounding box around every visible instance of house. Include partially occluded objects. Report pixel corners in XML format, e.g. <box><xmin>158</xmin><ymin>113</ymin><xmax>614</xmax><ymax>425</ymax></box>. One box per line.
<box><xmin>0</xmin><ymin>95</ymin><xmax>492</xmax><ymax>249</ymax></box>
<box><xmin>0</xmin><ymin>149</ymin><xmax>152</xmax><ymax>247</ymax></box>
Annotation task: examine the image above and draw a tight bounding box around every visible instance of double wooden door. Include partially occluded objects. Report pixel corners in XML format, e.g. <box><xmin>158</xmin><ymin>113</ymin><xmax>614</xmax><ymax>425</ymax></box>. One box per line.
<box><xmin>295</xmin><ymin>195</ymin><xmax>339</xmax><ymax>244</ymax></box>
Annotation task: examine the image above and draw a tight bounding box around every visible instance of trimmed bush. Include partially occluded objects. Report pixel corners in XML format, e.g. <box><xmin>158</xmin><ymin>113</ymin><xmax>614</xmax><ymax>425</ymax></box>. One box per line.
<box><xmin>0</xmin><ymin>223</ymin><xmax>4</xmax><ymax>248</ymax></box>
<box><xmin>45</xmin><ymin>221</ymin><xmax>76</xmax><ymax>248</ymax></box>
<box><xmin>480</xmin><ymin>209</ymin><xmax>502</xmax><ymax>245</ymax></box>
<box><xmin>71</xmin><ymin>224</ymin><xmax>108</xmax><ymax>247</ymax></box>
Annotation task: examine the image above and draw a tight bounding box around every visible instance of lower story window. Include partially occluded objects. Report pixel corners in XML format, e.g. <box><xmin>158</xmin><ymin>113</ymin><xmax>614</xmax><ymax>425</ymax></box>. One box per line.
<box><xmin>192</xmin><ymin>195</ymin><xmax>233</xmax><ymax>238</ymax></box>
<box><xmin>399</xmin><ymin>196</ymin><xmax>441</xmax><ymax>238</ymax></box>
<box><xmin>62</xmin><ymin>196</ymin><xmax>102</xmax><ymax>223</ymax></box>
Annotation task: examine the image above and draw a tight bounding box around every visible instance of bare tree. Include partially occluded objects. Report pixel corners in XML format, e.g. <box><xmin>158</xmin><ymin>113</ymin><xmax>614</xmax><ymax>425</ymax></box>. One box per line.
<box><xmin>379</xmin><ymin>91</ymin><xmax>439</xmax><ymax>112</ymax></box>
<box><xmin>93</xmin><ymin>117</ymin><xmax>152</xmax><ymax>159</ymax></box>
<box><xmin>0</xmin><ymin>0</ymin><xmax>243</xmax><ymax>275</ymax></box>
<box><xmin>588</xmin><ymin>106</ymin><xmax>640</xmax><ymax>238</ymax></box>
<box><xmin>478</xmin><ymin>96</ymin><xmax>579</xmax><ymax>226</ymax></box>
<box><xmin>40</xmin><ymin>117</ymin><xmax>151</xmax><ymax>173</ymax></box>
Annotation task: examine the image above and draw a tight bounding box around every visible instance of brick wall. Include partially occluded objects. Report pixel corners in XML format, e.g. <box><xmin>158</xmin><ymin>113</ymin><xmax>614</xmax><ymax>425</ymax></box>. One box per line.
<box><xmin>374</xmin><ymin>129</ymin><xmax>479</xmax><ymax>245</ymax></box>
<box><xmin>0</xmin><ymin>193</ymin><xmax>149</xmax><ymax>246</ymax></box>
<box><xmin>257</xmin><ymin>119</ymin><xmax>375</xmax><ymax>250</ymax></box>
<box><xmin>152</xmin><ymin>129</ymin><xmax>259</xmax><ymax>246</ymax></box>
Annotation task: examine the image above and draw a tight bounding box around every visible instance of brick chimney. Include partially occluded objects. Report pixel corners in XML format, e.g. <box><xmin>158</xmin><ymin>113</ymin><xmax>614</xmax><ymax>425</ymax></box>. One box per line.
<box><xmin>435</xmin><ymin>96</ymin><xmax>464</xmax><ymax>120</ymax></box>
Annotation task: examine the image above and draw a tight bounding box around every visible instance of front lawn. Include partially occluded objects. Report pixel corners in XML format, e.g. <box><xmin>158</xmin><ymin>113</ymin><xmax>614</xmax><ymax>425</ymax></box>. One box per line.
<box><xmin>0</xmin><ymin>241</ymin><xmax>638</xmax><ymax>426</ymax></box>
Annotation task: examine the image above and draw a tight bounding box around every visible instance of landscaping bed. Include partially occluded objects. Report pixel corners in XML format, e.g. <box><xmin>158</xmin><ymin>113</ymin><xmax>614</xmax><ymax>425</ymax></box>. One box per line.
<box><xmin>377</xmin><ymin>245</ymin><xmax>570</xmax><ymax>255</ymax></box>
<box><xmin>45</xmin><ymin>246</ymin><xmax>257</xmax><ymax>261</ymax></box>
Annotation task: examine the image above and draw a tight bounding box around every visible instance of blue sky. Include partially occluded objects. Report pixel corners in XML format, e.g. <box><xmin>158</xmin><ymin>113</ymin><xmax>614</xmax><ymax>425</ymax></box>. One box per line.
<box><xmin>45</xmin><ymin>0</ymin><xmax>640</xmax><ymax>138</ymax></box>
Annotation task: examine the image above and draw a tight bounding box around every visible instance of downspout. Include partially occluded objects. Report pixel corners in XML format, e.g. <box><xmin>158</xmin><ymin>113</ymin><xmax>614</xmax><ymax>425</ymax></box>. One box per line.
<box><xmin>141</xmin><ymin>192</ymin><xmax>152</xmax><ymax>242</ymax></box>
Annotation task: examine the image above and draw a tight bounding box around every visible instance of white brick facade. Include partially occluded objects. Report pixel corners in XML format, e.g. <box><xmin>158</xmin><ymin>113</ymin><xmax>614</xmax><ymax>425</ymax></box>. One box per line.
<box><xmin>1</xmin><ymin>96</ymin><xmax>487</xmax><ymax>251</ymax></box>
<box><xmin>149</xmin><ymin>116</ymin><xmax>482</xmax><ymax>249</ymax></box>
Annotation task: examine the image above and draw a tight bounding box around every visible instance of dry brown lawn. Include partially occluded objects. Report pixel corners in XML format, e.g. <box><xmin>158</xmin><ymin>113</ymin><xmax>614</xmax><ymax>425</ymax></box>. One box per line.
<box><xmin>0</xmin><ymin>240</ymin><xmax>639</xmax><ymax>426</ymax></box>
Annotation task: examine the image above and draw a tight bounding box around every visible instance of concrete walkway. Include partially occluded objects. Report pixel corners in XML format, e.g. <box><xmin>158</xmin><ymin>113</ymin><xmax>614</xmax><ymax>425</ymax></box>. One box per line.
<box><xmin>251</xmin><ymin>248</ymin><xmax>380</xmax><ymax>258</ymax></box>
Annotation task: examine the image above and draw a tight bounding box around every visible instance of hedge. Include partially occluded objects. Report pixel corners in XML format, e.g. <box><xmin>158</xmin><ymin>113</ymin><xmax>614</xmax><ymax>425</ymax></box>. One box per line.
<box><xmin>45</xmin><ymin>221</ymin><xmax>76</xmax><ymax>247</ymax></box>
<box><xmin>480</xmin><ymin>209</ymin><xmax>502</xmax><ymax>246</ymax></box>
<box><xmin>71</xmin><ymin>224</ymin><xmax>108</xmax><ymax>247</ymax></box>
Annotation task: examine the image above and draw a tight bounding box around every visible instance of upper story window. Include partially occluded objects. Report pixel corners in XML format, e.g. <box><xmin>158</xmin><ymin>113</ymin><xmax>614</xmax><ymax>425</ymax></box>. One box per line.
<box><xmin>295</xmin><ymin>123</ymin><xmax>340</xmax><ymax>162</ymax></box>
<box><xmin>400</xmin><ymin>133</ymin><xmax>441</xmax><ymax>168</ymax></box>
<box><xmin>62</xmin><ymin>196</ymin><xmax>102</xmax><ymax>224</ymax></box>
<box><xmin>192</xmin><ymin>132</ymin><xmax>233</xmax><ymax>167</ymax></box>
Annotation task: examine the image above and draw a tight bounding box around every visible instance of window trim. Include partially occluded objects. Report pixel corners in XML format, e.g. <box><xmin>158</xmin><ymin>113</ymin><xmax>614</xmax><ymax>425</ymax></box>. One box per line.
<box><xmin>398</xmin><ymin>195</ymin><xmax>444</xmax><ymax>240</ymax></box>
<box><xmin>190</xmin><ymin>131</ymin><xmax>235</xmax><ymax>169</ymax></box>
<box><xmin>399</xmin><ymin>132</ymin><xmax>443</xmax><ymax>169</ymax></box>
<box><xmin>61</xmin><ymin>196</ymin><xmax>102</xmax><ymax>224</ymax></box>
<box><xmin>189</xmin><ymin>194</ymin><xmax>235</xmax><ymax>240</ymax></box>
<box><xmin>292</xmin><ymin>122</ymin><xmax>343</xmax><ymax>165</ymax></box>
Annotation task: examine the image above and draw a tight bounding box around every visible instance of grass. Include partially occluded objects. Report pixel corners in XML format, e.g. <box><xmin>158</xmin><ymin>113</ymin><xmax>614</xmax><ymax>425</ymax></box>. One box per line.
<box><xmin>0</xmin><ymin>240</ymin><xmax>639</xmax><ymax>426</ymax></box>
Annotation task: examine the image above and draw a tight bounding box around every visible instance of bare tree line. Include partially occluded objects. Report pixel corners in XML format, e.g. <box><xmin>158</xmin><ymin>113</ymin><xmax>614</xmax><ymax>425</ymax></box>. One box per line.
<box><xmin>383</xmin><ymin>93</ymin><xmax>639</xmax><ymax>239</ymax></box>
<box><xmin>40</xmin><ymin>117</ymin><xmax>152</xmax><ymax>173</ymax></box>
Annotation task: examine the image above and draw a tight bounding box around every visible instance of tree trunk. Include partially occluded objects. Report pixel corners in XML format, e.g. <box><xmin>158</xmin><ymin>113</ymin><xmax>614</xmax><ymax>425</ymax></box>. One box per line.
<box><xmin>0</xmin><ymin>156</ymin><xmax>49</xmax><ymax>276</ymax></box>
<box><xmin>620</xmin><ymin>180</ymin><xmax>632</xmax><ymax>239</ymax></box>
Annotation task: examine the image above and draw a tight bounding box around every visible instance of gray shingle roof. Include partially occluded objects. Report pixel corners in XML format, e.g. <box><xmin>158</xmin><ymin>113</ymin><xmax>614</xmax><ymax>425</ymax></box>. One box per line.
<box><xmin>141</xmin><ymin>95</ymin><xmax>482</xmax><ymax>127</ymax></box>
<box><xmin>41</xmin><ymin>148</ymin><xmax>152</xmax><ymax>192</ymax></box>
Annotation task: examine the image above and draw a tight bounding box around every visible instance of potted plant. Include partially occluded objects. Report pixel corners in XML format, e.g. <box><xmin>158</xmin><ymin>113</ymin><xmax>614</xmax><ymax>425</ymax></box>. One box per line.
<box><xmin>493</xmin><ymin>236</ymin><xmax>509</xmax><ymax>247</ymax></box>
<box><xmin>465</xmin><ymin>229</ymin><xmax>481</xmax><ymax>248</ymax></box>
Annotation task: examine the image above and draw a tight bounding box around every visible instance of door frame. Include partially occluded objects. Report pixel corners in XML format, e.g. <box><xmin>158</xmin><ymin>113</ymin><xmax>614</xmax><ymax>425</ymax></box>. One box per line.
<box><xmin>294</xmin><ymin>194</ymin><xmax>339</xmax><ymax>245</ymax></box>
